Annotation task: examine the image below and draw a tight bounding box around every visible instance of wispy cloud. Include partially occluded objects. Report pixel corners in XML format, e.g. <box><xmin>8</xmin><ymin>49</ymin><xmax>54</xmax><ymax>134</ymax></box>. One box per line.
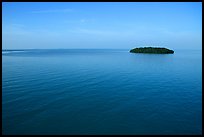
<box><xmin>80</xmin><ymin>19</ymin><xmax>86</xmax><ymax>23</ymax></box>
<box><xmin>71</xmin><ymin>28</ymin><xmax>118</xmax><ymax>36</ymax></box>
<box><xmin>63</xmin><ymin>19</ymin><xmax>94</xmax><ymax>24</ymax></box>
<box><xmin>31</xmin><ymin>9</ymin><xmax>73</xmax><ymax>13</ymax></box>
<box><xmin>68</xmin><ymin>28</ymin><xmax>137</xmax><ymax>38</ymax></box>
<box><xmin>11</xmin><ymin>23</ymin><xmax>26</xmax><ymax>28</ymax></box>
<box><xmin>3</xmin><ymin>24</ymin><xmax>31</xmax><ymax>35</ymax></box>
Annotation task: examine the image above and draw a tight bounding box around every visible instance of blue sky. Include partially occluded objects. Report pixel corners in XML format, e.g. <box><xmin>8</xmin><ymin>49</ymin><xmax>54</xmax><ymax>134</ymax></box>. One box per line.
<box><xmin>2</xmin><ymin>2</ymin><xmax>202</xmax><ymax>49</ymax></box>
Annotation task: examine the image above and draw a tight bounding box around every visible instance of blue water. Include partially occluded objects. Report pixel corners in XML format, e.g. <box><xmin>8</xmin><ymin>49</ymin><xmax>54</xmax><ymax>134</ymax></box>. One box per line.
<box><xmin>2</xmin><ymin>49</ymin><xmax>202</xmax><ymax>135</ymax></box>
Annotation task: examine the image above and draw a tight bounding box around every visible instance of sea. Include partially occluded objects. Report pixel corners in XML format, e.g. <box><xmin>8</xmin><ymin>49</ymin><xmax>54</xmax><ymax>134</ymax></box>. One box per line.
<box><xmin>2</xmin><ymin>49</ymin><xmax>202</xmax><ymax>135</ymax></box>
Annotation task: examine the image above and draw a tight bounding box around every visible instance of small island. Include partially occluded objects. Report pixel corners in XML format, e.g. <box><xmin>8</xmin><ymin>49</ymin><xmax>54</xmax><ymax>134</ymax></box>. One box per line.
<box><xmin>130</xmin><ymin>47</ymin><xmax>174</xmax><ymax>54</ymax></box>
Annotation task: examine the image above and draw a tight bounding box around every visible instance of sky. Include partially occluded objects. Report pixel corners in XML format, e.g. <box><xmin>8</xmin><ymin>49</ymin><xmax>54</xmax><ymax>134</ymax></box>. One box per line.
<box><xmin>2</xmin><ymin>2</ymin><xmax>202</xmax><ymax>50</ymax></box>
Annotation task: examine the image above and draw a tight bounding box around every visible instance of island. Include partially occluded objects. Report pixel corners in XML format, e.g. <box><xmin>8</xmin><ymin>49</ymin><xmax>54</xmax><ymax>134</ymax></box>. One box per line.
<box><xmin>130</xmin><ymin>47</ymin><xmax>174</xmax><ymax>54</ymax></box>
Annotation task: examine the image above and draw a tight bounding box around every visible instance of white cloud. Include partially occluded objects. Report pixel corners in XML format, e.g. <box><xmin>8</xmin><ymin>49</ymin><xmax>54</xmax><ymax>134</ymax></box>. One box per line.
<box><xmin>3</xmin><ymin>24</ymin><xmax>31</xmax><ymax>35</ymax></box>
<box><xmin>31</xmin><ymin>9</ymin><xmax>73</xmax><ymax>13</ymax></box>
<box><xmin>72</xmin><ymin>28</ymin><xmax>119</xmax><ymax>36</ymax></box>
<box><xmin>80</xmin><ymin>19</ymin><xmax>86</xmax><ymax>23</ymax></box>
<box><xmin>63</xmin><ymin>18</ymin><xmax>95</xmax><ymax>24</ymax></box>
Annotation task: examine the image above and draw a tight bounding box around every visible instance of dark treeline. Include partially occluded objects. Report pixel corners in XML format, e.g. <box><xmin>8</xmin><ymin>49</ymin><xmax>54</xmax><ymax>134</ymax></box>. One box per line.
<box><xmin>130</xmin><ymin>47</ymin><xmax>174</xmax><ymax>54</ymax></box>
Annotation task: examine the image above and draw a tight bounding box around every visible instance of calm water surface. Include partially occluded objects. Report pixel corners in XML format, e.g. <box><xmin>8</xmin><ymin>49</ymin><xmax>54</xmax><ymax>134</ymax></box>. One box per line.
<box><xmin>2</xmin><ymin>49</ymin><xmax>202</xmax><ymax>135</ymax></box>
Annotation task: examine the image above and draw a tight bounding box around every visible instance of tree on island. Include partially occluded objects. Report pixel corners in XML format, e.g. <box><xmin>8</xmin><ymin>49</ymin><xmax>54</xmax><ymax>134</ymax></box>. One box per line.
<box><xmin>130</xmin><ymin>47</ymin><xmax>174</xmax><ymax>54</ymax></box>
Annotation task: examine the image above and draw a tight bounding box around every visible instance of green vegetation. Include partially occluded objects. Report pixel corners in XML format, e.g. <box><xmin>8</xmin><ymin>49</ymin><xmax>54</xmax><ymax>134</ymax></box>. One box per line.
<box><xmin>130</xmin><ymin>47</ymin><xmax>174</xmax><ymax>54</ymax></box>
